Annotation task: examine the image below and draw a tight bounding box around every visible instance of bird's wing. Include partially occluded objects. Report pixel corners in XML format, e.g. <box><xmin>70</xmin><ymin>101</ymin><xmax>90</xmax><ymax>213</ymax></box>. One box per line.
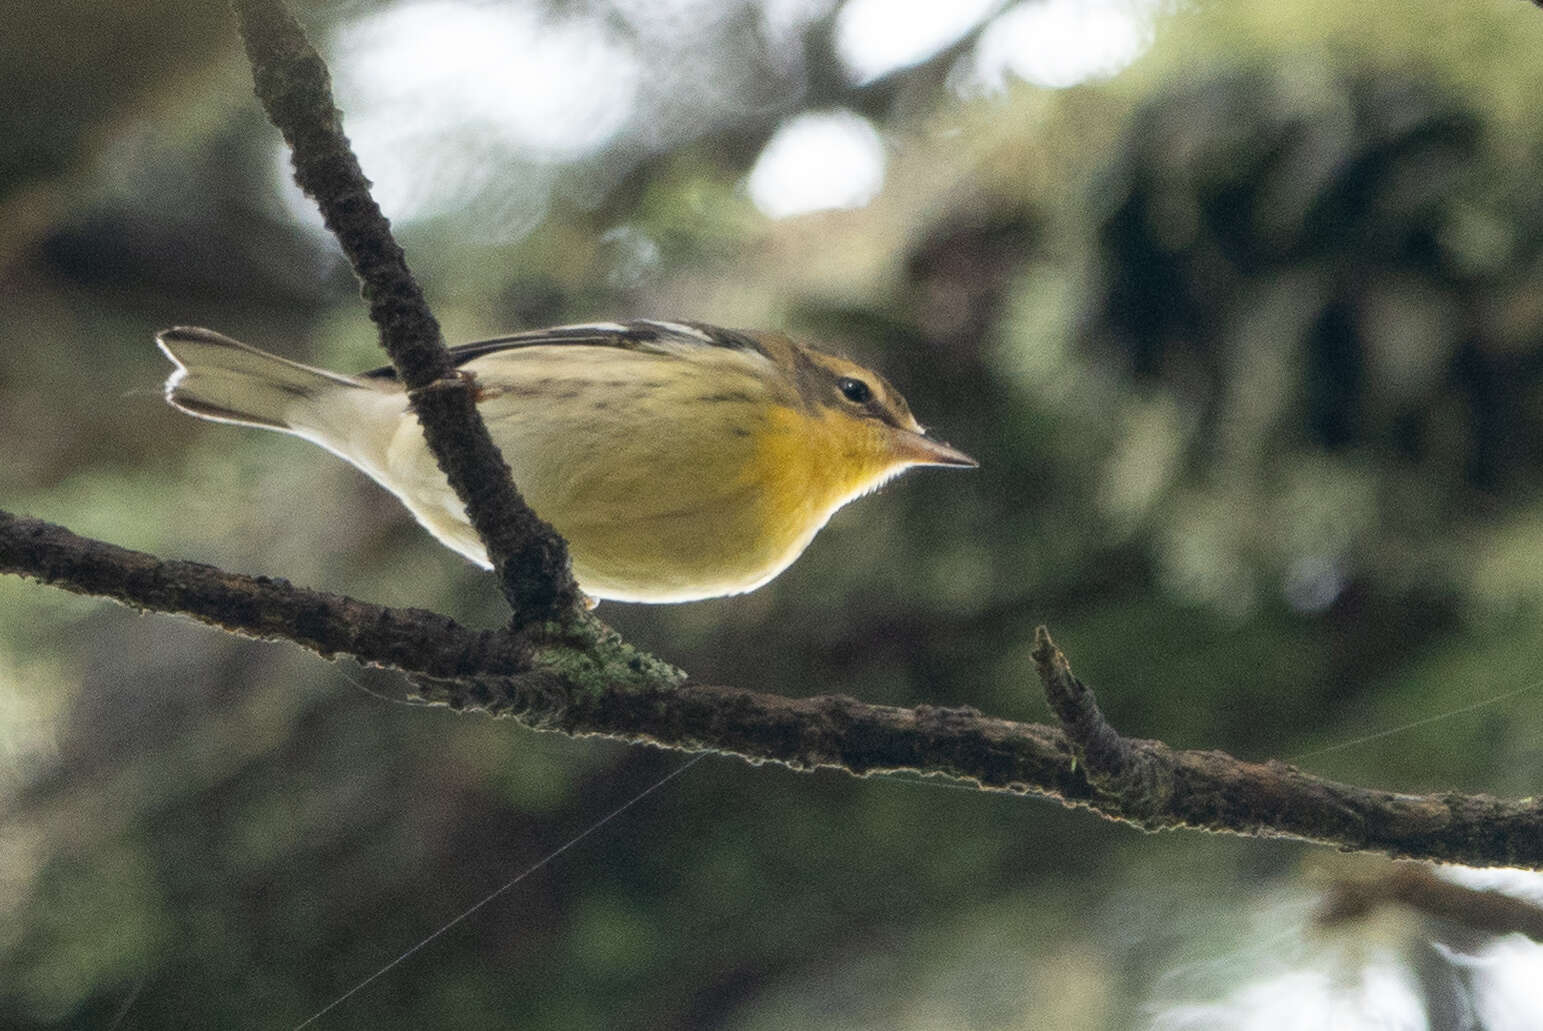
<box><xmin>357</xmin><ymin>320</ymin><xmax>769</xmax><ymax>379</ymax></box>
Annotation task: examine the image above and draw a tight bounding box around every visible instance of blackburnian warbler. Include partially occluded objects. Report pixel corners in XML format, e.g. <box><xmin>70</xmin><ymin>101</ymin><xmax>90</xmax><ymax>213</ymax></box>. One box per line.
<box><xmin>157</xmin><ymin>321</ymin><xmax>976</xmax><ymax>603</ymax></box>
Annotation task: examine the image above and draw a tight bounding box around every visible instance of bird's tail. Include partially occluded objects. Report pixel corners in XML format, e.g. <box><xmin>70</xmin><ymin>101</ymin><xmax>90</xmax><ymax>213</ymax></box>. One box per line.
<box><xmin>157</xmin><ymin>326</ymin><xmax>375</xmax><ymax>431</ymax></box>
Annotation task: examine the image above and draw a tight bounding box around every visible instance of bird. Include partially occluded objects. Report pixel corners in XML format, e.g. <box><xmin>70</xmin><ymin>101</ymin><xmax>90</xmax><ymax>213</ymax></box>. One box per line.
<box><xmin>157</xmin><ymin>320</ymin><xmax>976</xmax><ymax>604</ymax></box>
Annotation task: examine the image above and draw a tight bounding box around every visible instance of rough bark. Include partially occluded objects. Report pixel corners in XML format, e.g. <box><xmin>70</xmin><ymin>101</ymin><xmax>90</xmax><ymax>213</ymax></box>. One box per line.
<box><xmin>7</xmin><ymin>507</ymin><xmax>1543</xmax><ymax>869</ymax></box>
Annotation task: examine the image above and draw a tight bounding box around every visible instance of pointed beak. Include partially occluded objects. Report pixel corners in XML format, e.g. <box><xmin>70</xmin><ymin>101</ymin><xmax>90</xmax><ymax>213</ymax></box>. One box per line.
<box><xmin>890</xmin><ymin>428</ymin><xmax>979</xmax><ymax>468</ymax></box>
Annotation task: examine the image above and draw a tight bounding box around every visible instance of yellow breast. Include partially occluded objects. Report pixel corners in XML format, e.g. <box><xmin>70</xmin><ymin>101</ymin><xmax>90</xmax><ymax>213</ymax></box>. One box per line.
<box><xmin>745</xmin><ymin>404</ymin><xmax>897</xmax><ymax>570</ymax></box>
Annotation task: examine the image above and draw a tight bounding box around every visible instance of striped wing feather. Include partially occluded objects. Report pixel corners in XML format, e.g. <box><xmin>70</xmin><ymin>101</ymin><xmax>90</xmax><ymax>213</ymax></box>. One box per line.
<box><xmin>358</xmin><ymin>321</ymin><xmax>767</xmax><ymax>379</ymax></box>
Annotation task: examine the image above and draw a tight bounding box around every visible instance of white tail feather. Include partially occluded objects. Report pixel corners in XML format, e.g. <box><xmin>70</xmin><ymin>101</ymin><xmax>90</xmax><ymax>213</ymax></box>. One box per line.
<box><xmin>157</xmin><ymin>326</ymin><xmax>372</xmax><ymax>430</ymax></box>
<box><xmin>156</xmin><ymin>326</ymin><xmax>406</xmax><ymax>487</ymax></box>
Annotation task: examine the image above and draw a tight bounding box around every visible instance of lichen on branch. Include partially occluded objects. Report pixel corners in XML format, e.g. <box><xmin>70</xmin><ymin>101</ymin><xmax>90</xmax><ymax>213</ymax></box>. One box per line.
<box><xmin>5</xmin><ymin>507</ymin><xmax>1543</xmax><ymax>869</ymax></box>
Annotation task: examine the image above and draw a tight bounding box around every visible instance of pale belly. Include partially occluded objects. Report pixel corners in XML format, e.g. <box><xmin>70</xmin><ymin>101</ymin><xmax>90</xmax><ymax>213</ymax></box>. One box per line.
<box><xmin>377</xmin><ymin>404</ymin><xmax>828</xmax><ymax>603</ymax></box>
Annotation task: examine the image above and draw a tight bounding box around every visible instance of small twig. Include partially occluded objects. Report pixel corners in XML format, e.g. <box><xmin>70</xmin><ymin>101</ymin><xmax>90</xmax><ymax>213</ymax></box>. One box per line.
<box><xmin>1031</xmin><ymin>625</ymin><xmax>1171</xmax><ymax>818</ymax></box>
<box><xmin>228</xmin><ymin>0</ymin><xmax>581</xmax><ymax>624</ymax></box>
<box><xmin>1033</xmin><ymin>625</ymin><xmax>1134</xmax><ymax>777</ymax></box>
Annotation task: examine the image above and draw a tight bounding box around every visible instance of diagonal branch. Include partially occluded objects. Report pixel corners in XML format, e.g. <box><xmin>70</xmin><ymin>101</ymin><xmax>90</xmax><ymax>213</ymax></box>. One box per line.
<box><xmin>6</xmin><ymin>507</ymin><xmax>1543</xmax><ymax>871</ymax></box>
<box><xmin>228</xmin><ymin>0</ymin><xmax>580</xmax><ymax>624</ymax></box>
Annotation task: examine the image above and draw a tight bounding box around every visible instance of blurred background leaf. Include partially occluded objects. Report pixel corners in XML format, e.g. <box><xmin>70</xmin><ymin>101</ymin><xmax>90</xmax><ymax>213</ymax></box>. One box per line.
<box><xmin>6</xmin><ymin>0</ymin><xmax>1543</xmax><ymax>1026</ymax></box>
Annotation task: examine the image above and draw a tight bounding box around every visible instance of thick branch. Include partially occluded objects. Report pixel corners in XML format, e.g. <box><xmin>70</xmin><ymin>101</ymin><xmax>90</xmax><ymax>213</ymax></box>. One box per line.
<box><xmin>0</xmin><ymin>510</ymin><xmax>528</xmax><ymax>678</ymax></box>
<box><xmin>228</xmin><ymin>0</ymin><xmax>580</xmax><ymax>623</ymax></box>
<box><xmin>6</xmin><ymin>508</ymin><xmax>1543</xmax><ymax>870</ymax></box>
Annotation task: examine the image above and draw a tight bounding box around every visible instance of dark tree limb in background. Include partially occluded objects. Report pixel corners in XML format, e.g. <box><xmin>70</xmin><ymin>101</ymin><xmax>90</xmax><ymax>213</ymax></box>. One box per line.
<box><xmin>1318</xmin><ymin>864</ymin><xmax>1543</xmax><ymax>943</ymax></box>
<box><xmin>6</xmin><ymin>0</ymin><xmax>1543</xmax><ymax>876</ymax></box>
<box><xmin>7</xmin><ymin>506</ymin><xmax>1543</xmax><ymax>869</ymax></box>
<box><xmin>229</xmin><ymin>0</ymin><xmax>580</xmax><ymax>624</ymax></box>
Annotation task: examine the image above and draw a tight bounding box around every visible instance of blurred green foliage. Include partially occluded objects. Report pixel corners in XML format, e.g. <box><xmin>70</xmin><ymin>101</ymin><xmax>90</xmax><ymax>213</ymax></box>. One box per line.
<box><xmin>5</xmin><ymin>0</ymin><xmax>1543</xmax><ymax>1027</ymax></box>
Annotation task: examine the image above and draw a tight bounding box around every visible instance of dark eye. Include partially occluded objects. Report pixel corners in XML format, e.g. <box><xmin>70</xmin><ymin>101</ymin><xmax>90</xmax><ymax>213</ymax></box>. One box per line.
<box><xmin>837</xmin><ymin>377</ymin><xmax>872</xmax><ymax>404</ymax></box>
